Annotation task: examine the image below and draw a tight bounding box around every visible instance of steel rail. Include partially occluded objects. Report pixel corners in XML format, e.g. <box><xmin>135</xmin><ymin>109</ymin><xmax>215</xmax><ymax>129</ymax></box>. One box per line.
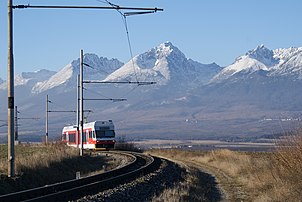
<box><xmin>0</xmin><ymin>151</ymin><xmax>161</xmax><ymax>202</ymax></box>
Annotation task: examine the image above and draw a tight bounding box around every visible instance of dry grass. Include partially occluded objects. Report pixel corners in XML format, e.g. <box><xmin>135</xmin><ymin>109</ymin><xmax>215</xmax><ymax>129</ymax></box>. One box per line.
<box><xmin>152</xmin><ymin>174</ymin><xmax>193</xmax><ymax>202</ymax></box>
<box><xmin>0</xmin><ymin>142</ymin><xmax>115</xmax><ymax>194</ymax></box>
<box><xmin>0</xmin><ymin>142</ymin><xmax>78</xmax><ymax>175</ymax></box>
<box><xmin>272</xmin><ymin>134</ymin><xmax>302</xmax><ymax>200</ymax></box>
<box><xmin>151</xmin><ymin>163</ymin><xmax>221</xmax><ymax>202</ymax></box>
<box><xmin>150</xmin><ymin>133</ymin><xmax>302</xmax><ymax>202</ymax></box>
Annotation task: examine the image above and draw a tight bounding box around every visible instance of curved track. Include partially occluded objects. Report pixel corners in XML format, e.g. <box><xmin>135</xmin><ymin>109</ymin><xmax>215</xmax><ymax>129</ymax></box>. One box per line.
<box><xmin>0</xmin><ymin>151</ymin><xmax>161</xmax><ymax>202</ymax></box>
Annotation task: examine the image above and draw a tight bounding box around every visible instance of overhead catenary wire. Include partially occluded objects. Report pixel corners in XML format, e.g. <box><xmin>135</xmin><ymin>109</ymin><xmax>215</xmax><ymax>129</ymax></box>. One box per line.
<box><xmin>82</xmin><ymin>61</ymin><xmax>147</xmax><ymax>101</ymax></box>
<box><xmin>83</xmin><ymin>62</ymin><xmax>131</xmax><ymax>82</ymax></box>
<box><xmin>97</xmin><ymin>0</ymin><xmax>140</xmax><ymax>83</ymax></box>
<box><xmin>7</xmin><ymin>0</ymin><xmax>163</xmax><ymax>179</ymax></box>
<box><xmin>84</xmin><ymin>87</ymin><xmax>126</xmax><ymax>102</ymax></box>
<box><xmin>93</xmin><ymin>0</ymin><xmax>159</xmax><ymax>88</ymax></box>
<box><xmin>121</xmin><ymin>84</ymin><xmax>139</xmax><ymax>97</ymax></box>
<box><xmin>121</xmin><ymin>15</ymin><xmax>139</xmax><ymax>83</ymax></box>
<box><xmin>48</xmin><ymin>97</ymin><xmax>92</xmax><ymax>115</ymax></box>
<box><xmin>0</xmin><ymin>120</ymin><xmax>8</xmax><ymax>128</ymax></box>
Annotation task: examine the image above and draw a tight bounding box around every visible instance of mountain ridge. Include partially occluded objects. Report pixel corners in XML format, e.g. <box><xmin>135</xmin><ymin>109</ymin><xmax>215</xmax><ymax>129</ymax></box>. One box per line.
<box><xmin>210</xmin><ymin>45</ymin><xmax>302</xmax><ymax>83</ymax></box>
<box><xmin>1</xmin><ymin>42</ymin><xmax>302</xmax><ymax>141</ymax></box>
<box><xmin>2</xmin><ymin>43</ymin><xmax>302</xmax><ymax>89</ymax></box>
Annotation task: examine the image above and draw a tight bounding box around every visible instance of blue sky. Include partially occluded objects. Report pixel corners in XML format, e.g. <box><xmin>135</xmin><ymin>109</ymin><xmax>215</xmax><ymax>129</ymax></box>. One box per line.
<box><xmin>1</xmin><ymin>0</ymin><xmax>302</xmax><ymax>78</ymax></box>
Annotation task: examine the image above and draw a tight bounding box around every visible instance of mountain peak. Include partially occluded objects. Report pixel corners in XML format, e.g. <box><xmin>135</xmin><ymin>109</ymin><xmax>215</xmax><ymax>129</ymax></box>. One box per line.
<box><xmin>156</xmin><ymin>41</ymin><xmax>176</xmax><ymax>56</ymax></box>
<box><xmin>105</xmin><ymin>41</ymin><xmax>220</xmax><ymax>87</ymax></box>
<box><xmin>247</xmin><ymin>44</ymin><xmax>269</xmax><ymax>56</ymax></box>
<box><xmin>210</xmin><ymin>45</ymin><xmax>277</xmax><ymax>83</ymax></box>
<box><xmin>246</xmin><ymin>44</ymin><xmax>279</xmax><ymax>67</ymax></box>
<box><xmin>156</xmin><ymin>41</ymin><xmax>183</xmax><ymax>55</ymax></box>
<box><xmin>160</xmin><ymin>41</ymin><xmax>174</xmax><ymax>48</ymax></box>
<box><xmin>32</xmin><ymin>54</ymin><xmax>123</xmax><ymax>93</ymax></box>
<box><xmin>256</xmin><ymin>44</ymin><xmax>265</xmax><ymax>49</ymax></box>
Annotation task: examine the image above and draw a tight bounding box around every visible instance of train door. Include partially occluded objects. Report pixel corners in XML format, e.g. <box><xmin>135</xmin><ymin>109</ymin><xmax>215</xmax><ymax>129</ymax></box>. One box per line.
<box><xmin>66</xmin><ymin>132</ymin><xmax>69</xmax><ymax>143</ymax></box>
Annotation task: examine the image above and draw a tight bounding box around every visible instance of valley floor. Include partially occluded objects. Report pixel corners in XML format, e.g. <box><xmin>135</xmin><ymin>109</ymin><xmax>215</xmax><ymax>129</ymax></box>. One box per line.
<box><xmin>134</xmin><ymin>139</ymin><xmax>276</xmax><ymax>152</ymax></box>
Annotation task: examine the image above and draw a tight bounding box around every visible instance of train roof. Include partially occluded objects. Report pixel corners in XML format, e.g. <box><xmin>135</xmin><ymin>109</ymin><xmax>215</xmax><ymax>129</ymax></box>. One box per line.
<box><xmin>63</xmin><ymin>120</ymin><xmax>114</xmax><ymax>131</ymax></box>
<box><xmin>84</xmin><ymin>120</ymin><xmax>114</xmax><ymax>128</ymax></box>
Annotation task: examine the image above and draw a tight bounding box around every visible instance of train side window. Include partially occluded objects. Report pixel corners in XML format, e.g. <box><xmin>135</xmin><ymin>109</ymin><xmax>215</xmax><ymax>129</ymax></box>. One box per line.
<box><xmin>69</xmin><ymin>133</ymin><xmax>75</xmax><ymax>143</ymax></box>
<box><xmin>83</xmin><ymin>133</ymin><xmax>87</xmax><ymax>142</ymax></box>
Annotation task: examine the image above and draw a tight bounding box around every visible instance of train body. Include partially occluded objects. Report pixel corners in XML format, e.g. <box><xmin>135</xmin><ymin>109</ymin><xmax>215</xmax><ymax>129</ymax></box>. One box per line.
<box><xmin>62</xmin><ymin>120</ymin><xmax>115</xmax><ymax>150</ymax></box>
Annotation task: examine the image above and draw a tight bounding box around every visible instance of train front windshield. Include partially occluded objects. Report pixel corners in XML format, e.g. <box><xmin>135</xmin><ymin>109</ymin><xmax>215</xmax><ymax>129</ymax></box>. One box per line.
<box><xmin>95</xmin><ymin>130</ymin><xmax>115</xmax><ymax>138</ymax></box>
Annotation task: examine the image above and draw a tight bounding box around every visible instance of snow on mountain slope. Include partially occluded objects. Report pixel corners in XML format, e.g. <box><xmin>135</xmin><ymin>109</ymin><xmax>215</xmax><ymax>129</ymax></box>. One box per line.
<box><xmin>104</xmin><ymin>42</ymin><xmax>175</xmax><ymax>84</ymax></box>
<box><xmin>32</xmin><ymin>54</ymin><xmax>123</xmax><ymax>93</ymax></box>
<box><xmin>105</xmin><ymin>42</ymin><xmax>221</xmax><ymax>86</ymax></box>
<box><xmin>104</xmin><ymin>54</ymin><xmax>168</xmax><ymax>85</ymax></box>
<box><xmin>269</xmin><ymin>47</ymin><xmax>302</xmax><ymax>78</ymax></box>
<box><xmin>211</xmin><ymin>45</ymin><xmax>278</xmax><ymax>83</ymax></box>
<box><xmin>211</xmin><ymin>45</ymin><xmax>302</xmax><ymax>83</ymax></box>
<box><xmin>0</xmin><ymin>69</ymin><xmax>56</xmax><ymax>90</ymax></box>
<box><xmin>273</xmin><ymin>47</ymin><xmax>302</xmax><ymax>65</ymax></box>
<box><xmin>32</xmin><ymin>63</ymin><xmax>74</xmax><ymax>93</ymax></box>
<box><xmin>247</xmin><ymin>44</ymin><xmax>279</xmax><ymax>66</ymax></box>
<box><xmin>3</xmin><ymin>43</ymin><xmax>302</xmax><ymax>140</ymax></box>
<box><xmin>15</xmin><ymin>69</ymin><xmax>56</xmax><ymax>86</ymax></box>
<box><xmin>210</xmin><ymin>55</ymin><xmax>268</xmax><ymax>82</ymax></box>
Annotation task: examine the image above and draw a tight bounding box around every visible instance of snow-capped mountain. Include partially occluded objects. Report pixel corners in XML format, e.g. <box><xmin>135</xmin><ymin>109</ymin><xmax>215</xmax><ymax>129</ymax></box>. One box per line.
<box><xmin>15</xmin><ymin>69</ymin><xmax>57</xmax><ymax>86</ymax></box>
<box><xmin>210</xmin><ymin>45</ymin><xmax>278</xmax><ymax>83</ymax></box>
<box><xmin>211</xmin><ymin>45</ymin><xmax>302</xmax><ymax>83</ymax></box>
<box><xmin>105</xmin><ymin>42</ymin><xmax>222</xmax><ymax>87</ymax></box>
<box><xmin>32</xmin><ymin>54</ymin><xmax>123</xmax><ymax>93</ymax></box>
<box><xmin>269</xmin><ymin>47</ymin><xmax>302</xmax><ymax>78</ymax></box>
<box><xmin>2</xmin><ymin>42</ymin><xmax>302</xmax><ymax>141</ymax></box>
<box><xmin>0</xmin><ymin>69</ymin><xmax>56</xmax><ymax>90</ymax></box>
<box><xmin>192</xmin><ymin>44</ymin><xmax>302</xmax><ymax>115</ymax></box>
<box><xmin>247</xmin><ymin>44</ymin><xmax>279</xmax><ymax>67</ymax></box>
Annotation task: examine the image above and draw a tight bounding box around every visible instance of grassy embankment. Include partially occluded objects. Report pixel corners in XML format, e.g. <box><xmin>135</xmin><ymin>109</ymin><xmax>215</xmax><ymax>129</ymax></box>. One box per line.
<box><xmin>150</xmin><ymin>135</ymin><xmax>302</xmax><ymax>202</ymax></box>
<box><xmin>0</xmin><ymin>143</ymin><xmax>113</xmax><ymax>195</ymax></box>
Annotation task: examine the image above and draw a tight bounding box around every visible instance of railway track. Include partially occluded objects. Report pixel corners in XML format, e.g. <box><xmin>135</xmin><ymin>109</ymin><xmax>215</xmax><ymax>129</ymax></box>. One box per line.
<box><xmin>0</xmin><ymin>151</ymin><xmax>161</xmax><ymax>202</ymax></box>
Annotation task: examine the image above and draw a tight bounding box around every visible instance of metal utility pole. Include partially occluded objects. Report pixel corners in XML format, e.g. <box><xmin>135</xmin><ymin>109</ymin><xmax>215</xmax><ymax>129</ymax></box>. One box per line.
<box><xmin>46</xmin><ymin>93</ymin><xmax>88</xmax><ymax>146</ymax></box>
<box><xmin>76</xmin><ymin>74</ymin><xmax>80</xmax><ymax>148</ymax></box>
<box><xmin>45</xmin><ymin>95</ymin><xmax>49</xmax><ymax>144</ymax></box>
<box><xmin>14</xmin><ymin>106</ymin><xmax>18</xmax><ymax>143</ymax></box>
<box><xmin>8</xmin><ymin>2</ymin><xmax>163</xmax><ymax>175</ymax></box>
<box><xmin>15</xmin><ymin>107</ymin><xmax>39</xmax><ymax>144</ymax></box>
<box><xmin>80</xmin><ymin>50</ymin><xmax>84</xmax><ymax>156</ymax></box>
<box><xmin>7</xmin><ymin>0</ymin><xmax>15</xmax><ymax>178</ymax></box>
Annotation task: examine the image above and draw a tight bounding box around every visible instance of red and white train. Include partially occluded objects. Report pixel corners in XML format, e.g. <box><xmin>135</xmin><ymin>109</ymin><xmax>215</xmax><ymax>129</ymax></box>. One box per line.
<box><xmin>62</xmin><ymin>120</ymin><xmax>115</xmax><ymax>150</ymax></box>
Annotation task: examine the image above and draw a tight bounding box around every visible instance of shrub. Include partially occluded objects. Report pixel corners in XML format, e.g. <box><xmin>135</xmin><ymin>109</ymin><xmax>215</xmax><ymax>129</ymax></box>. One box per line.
<box><xmin>114</xmin><ymin>137</ymin><xmax>142</xmax><ymax>152</ymax></box>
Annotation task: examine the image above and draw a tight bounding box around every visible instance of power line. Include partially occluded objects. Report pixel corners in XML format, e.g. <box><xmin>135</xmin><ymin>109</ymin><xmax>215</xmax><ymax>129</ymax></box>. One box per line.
<box><xmin>84</xmin><ymin>98</ymin><xmax>126</xmax><ymax>101</ymax></box>
<box><xmin>84</xmin><ymin>80</ymin><xmax>156</xmax><ymax>85</ymax></box>
<box><xmin>12</xmin><ymin>5</ymin><xmax>163</xmax><ymax>11</ymax></box>
<box><xmin>83</xmin><ymin>62</ymin><xmax>131</xmax><ymax>82</ymax></box>
<box><xmin>122</xmin><ymin>15</ymin><xmax>139</xmax><ymax>82</ymax></box>
<box><xmin>8</xmin><ymin>1</ymin><xmax>163</xmax><ymax>177</ymax></box>
<box><xmin>97</xmin><ymin>0</ymin><xmax>157</xmax><ymax>83</ymax></box>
